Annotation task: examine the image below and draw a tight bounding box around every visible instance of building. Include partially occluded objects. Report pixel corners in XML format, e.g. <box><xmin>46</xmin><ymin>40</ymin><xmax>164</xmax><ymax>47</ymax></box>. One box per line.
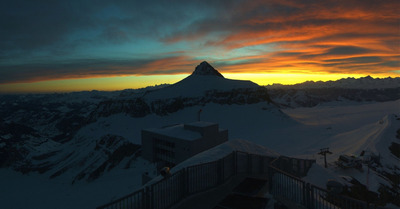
<box><xmin>141</xmin><ymin>121</ymin><xmax>228</xmax><ymax>167</ymax></box>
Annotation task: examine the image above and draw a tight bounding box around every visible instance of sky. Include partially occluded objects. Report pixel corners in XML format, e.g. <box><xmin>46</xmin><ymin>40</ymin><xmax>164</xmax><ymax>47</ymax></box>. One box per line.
<box><xmin>0</xmin><ymin>0</ymin><xmax>399</xmax><ymax>93</ymax></box>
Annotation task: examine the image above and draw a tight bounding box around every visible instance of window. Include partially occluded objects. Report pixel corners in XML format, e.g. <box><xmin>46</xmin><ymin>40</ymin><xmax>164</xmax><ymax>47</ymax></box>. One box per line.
<box><xmin>154</xmin><ymin>138</ymin><xmax>175</xmax><ymax>149</ymax></box>
<box><xmin>153</xmin><ymin>140</ymin><xmax>176</xmax><ymax>164</ymax></box>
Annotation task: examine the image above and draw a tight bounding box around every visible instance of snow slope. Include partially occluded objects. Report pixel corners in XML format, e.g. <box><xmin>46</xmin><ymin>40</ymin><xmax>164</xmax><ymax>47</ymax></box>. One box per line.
<box><xmin>325</xmin><ymin>115</ymin><xmax>399</xmax><ymax>164</ymax></box>
<box><xmin>278</xmin><ymin>100</ymin><xmax>400</xmax><ymax>157</ymax></box>
<box><xmin>302</xmin><ymin>114</ymin><xmax>399</xmax><ymax>198</ymax></box>
<box><xmin>78</xmin><ymin>101</ymin><xmax>295</xmax><ymax>146</ymax></box>
<box><xmin>0</xmin><ymin>157</ymin><xmax>153</xmax><ymax>209</ymax></box>
<box><xmin>1</xmin><ymin>100</ymin><xmax>398</xmax><ymax>209</ymax></box>
<box><xmin>284</xmin><ymin>100</ymin><xmax>400</xmax><ymax>131</ymax></box>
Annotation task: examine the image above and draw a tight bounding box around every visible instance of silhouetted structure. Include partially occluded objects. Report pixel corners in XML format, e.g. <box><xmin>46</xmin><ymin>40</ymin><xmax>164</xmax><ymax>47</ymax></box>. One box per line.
<box><xmin>318</xmin><ymin>147</ymin><xmax>332</xmax><ymax>168</ymax></box>
<box><xmin>142</xmin><ymin>121</ymin><xmax>228</xmax><ymax>167</ymax></box>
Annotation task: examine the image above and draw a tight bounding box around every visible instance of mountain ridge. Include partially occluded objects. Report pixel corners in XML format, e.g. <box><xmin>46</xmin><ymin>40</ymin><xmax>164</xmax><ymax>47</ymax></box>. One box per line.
<box><xmin>267</xmin><ymin>76</ymin><xmax>400</xmax><ymax>89</ymax></box>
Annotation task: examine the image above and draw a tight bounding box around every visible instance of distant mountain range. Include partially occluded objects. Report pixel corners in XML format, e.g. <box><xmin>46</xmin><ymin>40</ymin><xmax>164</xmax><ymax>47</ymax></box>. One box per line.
<box><xmin>267</xmin><ymin>76</ymin><xmax>400</xmax><ymax>89</ymax></box>
<box><xmin>266</xmin><ymin>76</ymin><xmax>400</xmax><ymax>108</ymax></box>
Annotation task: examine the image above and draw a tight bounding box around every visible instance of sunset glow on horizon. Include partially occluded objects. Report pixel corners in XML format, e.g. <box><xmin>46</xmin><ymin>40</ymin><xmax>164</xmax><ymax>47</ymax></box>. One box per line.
<box><xmin>0</xmin><ymin>72</ymin><xmax>391</xmax><ymax>94</ymax></box>
<box><xmin>1</xmin><ymin>0</ymin><xmax>399</xmax><ymax>93</ymax></box>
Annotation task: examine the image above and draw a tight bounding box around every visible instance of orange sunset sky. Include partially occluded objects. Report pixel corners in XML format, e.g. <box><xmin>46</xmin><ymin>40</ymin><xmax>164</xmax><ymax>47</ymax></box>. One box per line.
<box><xmin>0</xmin><ymin>0</ymin><xmax>399</xmax><ymax>93</ymax></box>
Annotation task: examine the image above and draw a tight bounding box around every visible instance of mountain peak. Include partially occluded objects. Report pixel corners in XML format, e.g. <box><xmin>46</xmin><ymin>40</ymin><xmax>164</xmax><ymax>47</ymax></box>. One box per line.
<box><xmin>192</xmin><ymin>61</ymin><xmax>224</xmax><ymax>78</ymax></box>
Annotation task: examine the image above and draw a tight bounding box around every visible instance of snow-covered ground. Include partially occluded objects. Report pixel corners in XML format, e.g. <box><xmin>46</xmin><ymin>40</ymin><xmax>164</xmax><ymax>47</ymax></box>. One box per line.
<box><xmin>0</xmin><ymin>100</ymin><xmax>399</xmax><ymax>209</ymax></box>
<box><xmin>0</xmin><ymin>157</ymin><xmax>153</xmax><ymax>209</ymax></box>
<box><xmin>281</xmin><ymin>99</ymin><xmax>400</xmax><ymax>156</ymax></box>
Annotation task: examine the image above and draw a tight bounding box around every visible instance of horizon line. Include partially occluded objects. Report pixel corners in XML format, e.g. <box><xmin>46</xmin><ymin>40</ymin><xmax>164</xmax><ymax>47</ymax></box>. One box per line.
<box><xmin>0</xmin><ymin>73</ymin><xmax>398</xmax><ymax>94</ymax></box>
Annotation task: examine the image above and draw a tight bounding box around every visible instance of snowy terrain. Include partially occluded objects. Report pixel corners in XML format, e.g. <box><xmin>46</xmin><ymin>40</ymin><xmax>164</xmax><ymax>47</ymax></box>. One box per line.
<box><xmin>0</xmin><ymin>62</ymin><xmax>399</xmax><ymax>208</ymax></box>
<box><xmin>1</xmin><ymin>100</ymin><xmax>398</xmax><ymax>208</ymax></box>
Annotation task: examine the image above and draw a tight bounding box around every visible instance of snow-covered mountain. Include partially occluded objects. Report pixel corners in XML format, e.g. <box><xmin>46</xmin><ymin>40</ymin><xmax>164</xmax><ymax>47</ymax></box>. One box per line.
<box><xmin>143</xmin><ymin>61</ymin><xmax>259</xmax><ymax>101</ymax></box>
<box><xmin>267</xmin><ymin>76</ymin><xmax>400</xmax><ymax>89</ymax></box>
<box><xmin>0</xmin><ymin>61</ymin><xmax>276</xmax><ymax>183</ymax></box>
<box><xmin>88</xmin><ymin>61</ymin><xmax>270</xmax><ymax>119</ymax></box>
<box><xmin>1</xmin><ymin>62</ymin><xmax>399</xmax><ymax>208</ymax></box>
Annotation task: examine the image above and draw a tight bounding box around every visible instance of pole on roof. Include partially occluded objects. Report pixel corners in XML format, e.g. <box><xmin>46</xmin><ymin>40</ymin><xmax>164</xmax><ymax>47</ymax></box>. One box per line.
<box><xmin>198</xmin><ymin>109</ymin><xmax>202</xmax><ymax>121</ymax></box>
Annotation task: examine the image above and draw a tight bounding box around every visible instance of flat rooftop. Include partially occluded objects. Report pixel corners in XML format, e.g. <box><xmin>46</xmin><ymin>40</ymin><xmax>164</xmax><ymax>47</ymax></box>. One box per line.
<box><xmin>185</xmin><ymin>121</ymin><xmax>216</xmax><ymax>128</ymax></box>
<box><xmin>144</xmin><ymin>121</ymin><xmax>225</xmax><ymax>141</ymax></box>
<box><xmin>145</xmin><ymin>124</ymin><xmax>202</xmax><ymax>141</ymax></box>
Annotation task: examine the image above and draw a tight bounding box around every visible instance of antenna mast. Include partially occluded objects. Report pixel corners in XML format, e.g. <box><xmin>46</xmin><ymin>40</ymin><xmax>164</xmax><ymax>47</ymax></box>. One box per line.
<box><xmin>197</xmin><ymin>109</ymin><xmax>202</xmax><ymax>121</ymax></box>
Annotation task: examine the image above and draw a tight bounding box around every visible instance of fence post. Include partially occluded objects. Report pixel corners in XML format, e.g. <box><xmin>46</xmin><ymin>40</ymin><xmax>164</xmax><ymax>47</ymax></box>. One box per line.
<box><xmin>301</xmin><ymin>181</ymin><xmax>306</xmax><ymax>207</ymax></box>
<box><xmin>247</xmin><ymin>153</ymin><xmax>251</xmax><ymax>174</ymax></box>
<box><xmin>261</xmin><ymin>156</ymin><xmax>265</xmax><ymax>174</ymax></box>
<box><xmin>309</xmin><ymin>184</ymin><xmax>314</xmax><ymax>209</ymax></box>
<box><xmin>151</xmin><ymin>185</ymin><xmax>155</xmax><ymax>209</ymax></box>
<box><xmin>234</xmin><ymin>151</ymin><xmax>237</xmax><ymax>175</ymax></box>
<box><xmin>181</xmin><ymin>168</ymin><xmax>187</xmax><ymax>199</ymax></box>
<box><xmin>221</xmin><ymin>157</ymin><xmax>225</xmax><ymax>183</ymax></box>
<box><xmin>145</xmin><ymin>186</ymin><xmax>151</xmax><ymax>209</ymax></box>
<box><xmin>267</xmin><ymin>165</ymin><xmax>273</xmax><ymax>192</ymax></box>
<box><xmin>217</xmin><ymin>158</ymin><xmax>223</xmax><ymax>185</ymax></box>
<box><xmin>305</xmin><ymin>183</ymin><xmax>311</xmax><ymax>209</ymax></box>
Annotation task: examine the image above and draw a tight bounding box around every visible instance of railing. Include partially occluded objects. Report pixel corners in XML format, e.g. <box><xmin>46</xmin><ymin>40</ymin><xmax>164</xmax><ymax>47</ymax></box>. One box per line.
<box><xmin>97</xmin><ymin>188</ymin><xmax>145</xmax><ymax>209</ymax></box>
<box><xmin>149</xmin><ymin>169</ymin><xmax>185</xmax><ymax>209</ymax></box>
<box><xmin>97</xmin><ymin>151</ymin><xmax>377</xmax><ymax>209</ymax></box>
<box><xmin>271</xmin><ymin>156</ymin><xmax>315</xmax><ymax>177</ymax></box>
<box><xmin>97</xmin><ymin>151</ymin><xmax>273</xmax><ymax>209</ymax></box>
<box><xmin>269</xmin><ymin>163</ymin><xmax>373</xmax><ymax>209</ymax></box>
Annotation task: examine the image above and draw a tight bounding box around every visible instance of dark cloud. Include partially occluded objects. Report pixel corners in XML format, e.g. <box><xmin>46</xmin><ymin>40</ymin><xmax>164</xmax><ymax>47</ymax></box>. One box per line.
<box><xmin>381</xmin><ymin>60</ymin><xmax>400</xmax><ymax>68</ymax></box>
<box><xmin>0</xmin><ymin>1</ymin><xmax>90</xmax><ymax>52</ymax></box>
<box><xmin>325</xmin><ymin>46</ymin><xmax>371</xmax><ymax>56</ymax></box>
<box><xmin>0</xmin><ymin>57</ymin><xmax>195</xmax><ymax>84</ymax></box>
<box><xmin>99</xmin><ymin>26</ymin><xmax>130</xmax><ymax>44</ymax></box>
<box><xmin>162</xmin><ymin>0</ymin><xmax>399</xmax><ymax>44</ymax></box>
<box><xmin>0</xmin><ymin>0</ymin><xmax>229</xmax><ymax>57</ymax></box>
<box><xmin>0</xmin><ymin>0</ymin><xmax>399</xmax><ymax>86</ymax></box>
<box><xmin>324</xmin><ymin>56</ymin><xmax>382</xmax><ymax>64</ymax></box>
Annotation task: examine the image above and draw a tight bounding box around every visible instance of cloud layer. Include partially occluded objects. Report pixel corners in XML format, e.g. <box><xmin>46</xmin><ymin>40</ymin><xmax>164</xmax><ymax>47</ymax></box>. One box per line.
<box><xmin>0</xmin><ymin>0</ymin><xmax>399</xmax><ymax>84</ymax></box>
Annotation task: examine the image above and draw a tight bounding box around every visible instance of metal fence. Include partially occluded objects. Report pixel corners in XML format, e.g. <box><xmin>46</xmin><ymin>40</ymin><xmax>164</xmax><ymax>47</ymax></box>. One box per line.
<box><xmin>187</xmin><ymin>159</ymin><xmax>220</xmax><ymax>194</ymax></box>
<box><xmin>149</xmin><ymin>169</ymin><xmax>185</xmax><ymax>209</ymax></box>
<box><xmin>97</xmin><ymin>151</ymin><xmax>375</xmax><ymax>209</ymax></box>
<box><xmin>97</xmin><ymin>151</ymin><xmax>273</xmax><ymax>209</ymax></box>
<box><xmin>97</xmin><ymin>188</ymin><xmax>145</xmax><ymax>209</ymax></box>
<box><xmin>269</xmin><ymin>164</ymin><xmax>374</xmax><ymax>209</ymax></box>
<box><xmin>271</xmin><ymin>156</ymin><xmax>315</xmax><ymax>177</ymax></box>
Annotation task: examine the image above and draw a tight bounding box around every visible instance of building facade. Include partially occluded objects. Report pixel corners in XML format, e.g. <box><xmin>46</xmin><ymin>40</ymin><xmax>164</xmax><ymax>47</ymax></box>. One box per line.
<box><xmin>142</xmin><ymin>121</ymin><xmax>228</xmax><ymax>167</ymax></box>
